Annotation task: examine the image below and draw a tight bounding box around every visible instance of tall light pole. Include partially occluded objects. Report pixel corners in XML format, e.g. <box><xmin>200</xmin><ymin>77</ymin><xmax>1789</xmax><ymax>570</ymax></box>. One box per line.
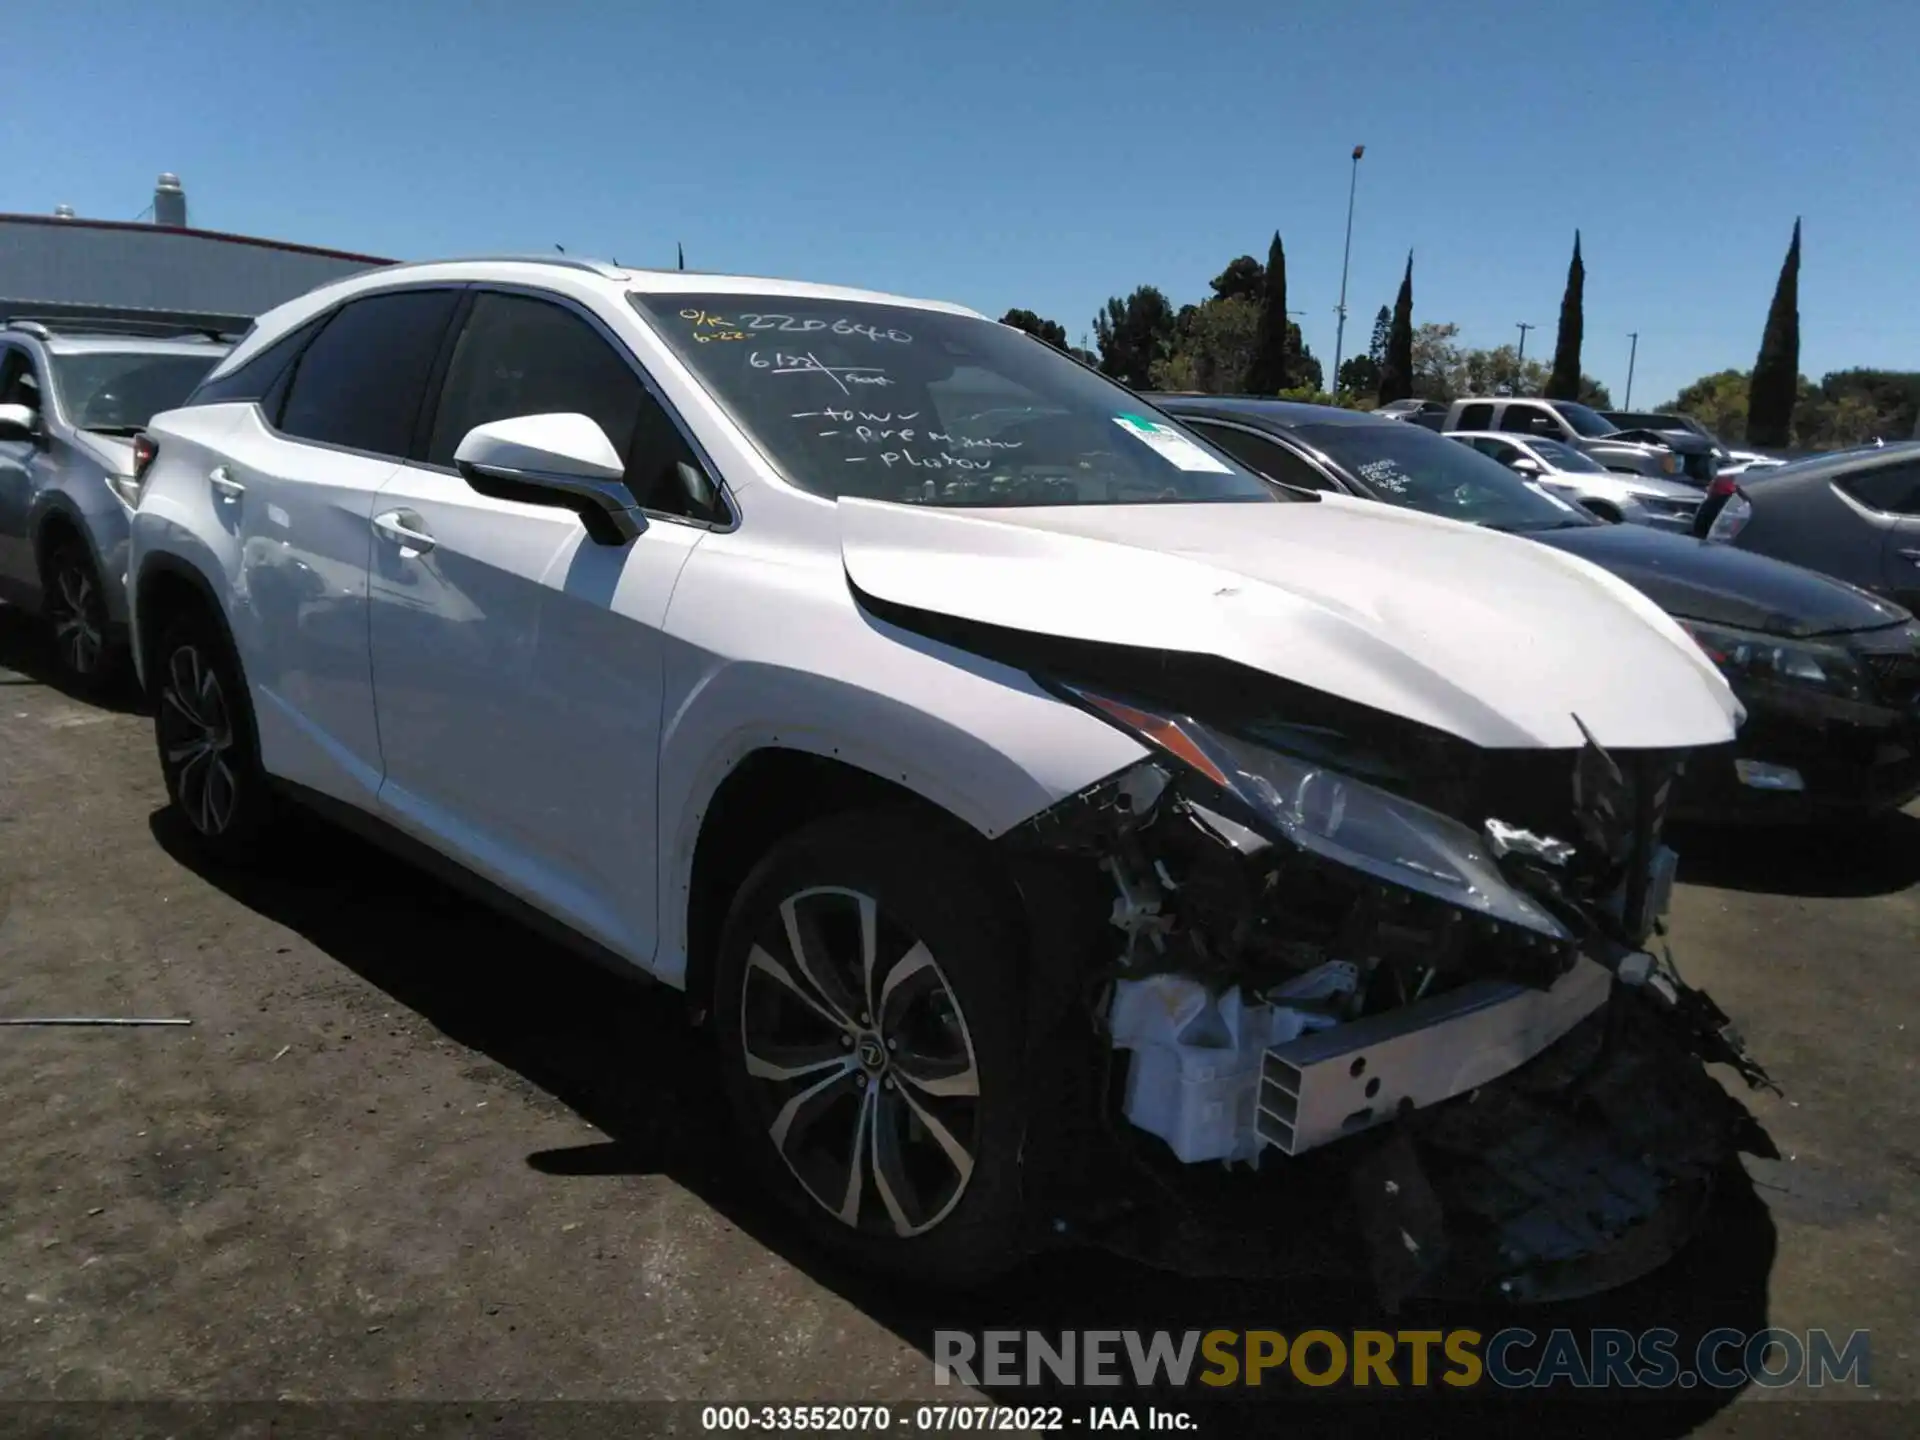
<box><xmin>1330</xmin><ymin>144</ymin><xmax>1365</xmax><ymax>396</ymax></box>
<box><xmin>1514</xmin><ymin>322</ymin><xmax>1536</xmax><ymax>393</ymax></box>
<box><xmin>1624</xmin><ymin>332</ymin><xmax>1639</xmax><ymax>409</ymax></box>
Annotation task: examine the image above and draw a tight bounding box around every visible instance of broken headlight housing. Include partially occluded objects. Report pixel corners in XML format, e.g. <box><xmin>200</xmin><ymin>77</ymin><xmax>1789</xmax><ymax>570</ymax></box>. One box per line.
<box><xmin>1677</xmin><ymin>619</ymin><xmax>1869</xmax><ymax>702</ymax></box>
<box><xmin>1059</xmin><ymin>684</ymin><xmax>1569</xmax><ymax>940</ymax></box>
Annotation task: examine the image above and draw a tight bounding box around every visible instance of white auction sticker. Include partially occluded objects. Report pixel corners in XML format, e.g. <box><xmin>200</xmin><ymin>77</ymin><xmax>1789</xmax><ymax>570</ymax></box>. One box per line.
<box><xmin>1113</xmin><ymin>413</ymin><xmax>1232</xmax><ymax>472</ymax></box>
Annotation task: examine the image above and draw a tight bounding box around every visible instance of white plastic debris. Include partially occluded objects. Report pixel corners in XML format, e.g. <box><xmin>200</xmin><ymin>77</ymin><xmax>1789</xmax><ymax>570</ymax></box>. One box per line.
<box><xmin>1110</xmin><ymin>967</ymin><xmax>1350</xmax><ymax>1164</ymax></box>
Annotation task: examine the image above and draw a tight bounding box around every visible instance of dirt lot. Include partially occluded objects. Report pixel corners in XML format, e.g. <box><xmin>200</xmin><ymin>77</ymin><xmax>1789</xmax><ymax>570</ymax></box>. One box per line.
<box><xmin>1</xmin><ymin>603</ymin><xmax>1916</xmax><ymax>1437</ymax></box>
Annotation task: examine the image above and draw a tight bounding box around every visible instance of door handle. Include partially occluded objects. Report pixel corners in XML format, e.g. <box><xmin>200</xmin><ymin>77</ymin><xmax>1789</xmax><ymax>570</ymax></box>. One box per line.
<box><xmin>209</xmin><ymin>465</ymin><xmax>245</xmax><ymax>502</ymax></box>
<box><xmin>372</xmin><ymin>508</ymin><xmax>435</xmax><ymax>555</ymax></box>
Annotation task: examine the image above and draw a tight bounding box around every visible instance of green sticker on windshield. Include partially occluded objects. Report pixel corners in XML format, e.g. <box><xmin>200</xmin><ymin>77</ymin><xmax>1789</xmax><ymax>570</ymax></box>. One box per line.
<box><xmin>1113</xmin><ymin>414</ymin><xmax>1231</xmax><ymax>473</ymax></box>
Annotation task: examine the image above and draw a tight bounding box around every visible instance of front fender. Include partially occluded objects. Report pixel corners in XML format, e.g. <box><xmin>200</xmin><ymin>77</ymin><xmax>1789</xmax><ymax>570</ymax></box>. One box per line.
<box><xmin>650</xmin><ymin>539</ymin><xmax>1147</xmax><ymax>988</ymax></box>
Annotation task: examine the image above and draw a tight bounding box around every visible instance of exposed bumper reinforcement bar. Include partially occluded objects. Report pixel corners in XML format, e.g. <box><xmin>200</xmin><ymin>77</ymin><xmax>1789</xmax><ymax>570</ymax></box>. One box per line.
<box><xmin>1257</xmin><ymin>957</ymin><xmax>1614</xmax><ymax>1155</ymax></box>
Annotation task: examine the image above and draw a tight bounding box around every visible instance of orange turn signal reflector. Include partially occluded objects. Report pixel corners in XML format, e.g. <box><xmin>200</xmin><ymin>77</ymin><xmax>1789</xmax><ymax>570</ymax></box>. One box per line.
<box><xmin>1079</xmin><ymin>693</ymin><xmax>1233</xmax><ymax>790</ymax></box>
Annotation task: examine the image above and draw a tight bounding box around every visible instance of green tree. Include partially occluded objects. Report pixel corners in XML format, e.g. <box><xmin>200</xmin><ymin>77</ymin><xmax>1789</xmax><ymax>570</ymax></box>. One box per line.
<box><xmin>1410</xmin><ymin>321</ymin><xmax>1460</xmax><ymax>401</ymax></box>
<box><xmin>1209</xmin><ymin>255</ymin><xmax>1265</xmax><ymax>306</ymax></box>
<box><xmin>1662</xmin><ymin>369</ymin><xmax>1750</xmax><ymax>445</ymax></box>
<box><xmin>1245</xmin><ymin>232</ymin><xmax>1292</xmax><ymax>394</ymax></box>
<box><xmin>1747</xmin><ymin>218</ymin><xmax>1801</xmax><ymax>448</ymax></box>
<box><xmin>1337</xmin><ymin>354</ymin><xmax>1381</xmax><ymax>397</ymax></box>
<box><xmin>1578</xmin><ymin>375</ymin><xmax>1613</xmax><ymax>409</ymax></box>
<box><xmin>1149</xmin><ymin>296</ymin><xmax>1259</xmax><ymax>393</ymax></box>
<box><xmin>1093</xmin><ymin>286</ymin><xmax>1177</xmax><ymax>389</ymax></box>
<box><xmin>1545</xmin><ymin>232</ymin><xmax>1585</xmax><ymax>401</ymax></box>
<box><xmin>1454</xmin><ymin>343</ymin><xmax>1545</xmax><ymax>399</ymax></box>
<box><xmin>1369</xmin><ymin>305</ymin><xmax>1392</xmax><ymax>363</ymax></box>
<box><xmin>999</xmin><ymin>308</ymin><xmax>1068</xmax><ymax>349</ymax></box>
<box><xmin>1377</xmin><ymin>254</ymin><xmax>1415</xmax><ymax>403</ymax></box>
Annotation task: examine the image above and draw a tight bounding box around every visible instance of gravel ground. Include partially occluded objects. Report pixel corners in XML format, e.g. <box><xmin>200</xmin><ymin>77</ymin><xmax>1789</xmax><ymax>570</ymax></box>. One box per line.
<box><xmin>1</xmin><ymin>604</ymin><xmax>1915</xmax><ymax>1437</ymax></box>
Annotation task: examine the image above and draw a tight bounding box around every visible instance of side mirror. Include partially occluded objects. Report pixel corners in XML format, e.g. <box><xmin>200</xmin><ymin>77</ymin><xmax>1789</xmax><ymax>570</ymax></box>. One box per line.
<box><xmin>454</xmin><ymin>413</ymin><xmax>644</xmax><ymax>546</ymax></box>
<box><xmin>1508</xmin><ymin>457</ymin><xmax>1542</xmax><ymax>474</ymax></box>
<box><xmin>0</xmin><ymin>402</ymin><xmax>40</xmax><ymax>442</ymax></box>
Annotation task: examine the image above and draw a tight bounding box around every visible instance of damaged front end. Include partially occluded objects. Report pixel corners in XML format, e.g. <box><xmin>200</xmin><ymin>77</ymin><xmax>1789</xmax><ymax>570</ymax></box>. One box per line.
<box><xmin>1001</xmin><ymin>670</ymin><xmax>1774</xmax><ymax>1307</ymax></box>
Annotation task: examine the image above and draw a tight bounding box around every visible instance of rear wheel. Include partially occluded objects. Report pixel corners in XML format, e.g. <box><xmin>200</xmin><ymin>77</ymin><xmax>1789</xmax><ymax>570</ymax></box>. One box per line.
<box><xmin>713</xmin><ymin>810</ymin><xmax>1029</xmax><ymax>1286</ymax></box>
<box><xmin>41</xmin><ymin>538</ymin><xmax>124</xmax><ymax>693</ymax></box>
<box><xmin>152</xmin><ymin>606</ymin><xmax>275</xmax><ymax>861</ymax></box>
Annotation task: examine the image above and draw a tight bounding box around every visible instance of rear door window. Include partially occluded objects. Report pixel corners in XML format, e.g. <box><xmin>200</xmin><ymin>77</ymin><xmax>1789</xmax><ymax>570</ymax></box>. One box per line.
<box><xmin>277</xmin><ymin>289</ymin><xmax>463</xmax><ymax>458</ymax></box>
<box><xmin>1456</xmin><ymin>403</ymin><xmax>1493</xmax><ymax>430</ymax></box>
<box><xmin>188</xmin><ymin>315</ymin><xmax>329</xmax><ymax>408</ymax></box>
<box><xmin>1186</xmin><ymin>421</ymin><xmax>1334</xmax><ymax>492</ymax></box>
<box><xmin>1836</xmin><ymin>462</ymin><xmax>1920</xmax><ymax>516</ymax></box>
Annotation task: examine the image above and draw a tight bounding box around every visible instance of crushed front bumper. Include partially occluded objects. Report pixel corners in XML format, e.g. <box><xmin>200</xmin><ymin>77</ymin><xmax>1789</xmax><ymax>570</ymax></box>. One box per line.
<box><xmin>1060</xmin><ymin>985</ymin><xmax>1754</xmax><ymax>1307</ymax></box>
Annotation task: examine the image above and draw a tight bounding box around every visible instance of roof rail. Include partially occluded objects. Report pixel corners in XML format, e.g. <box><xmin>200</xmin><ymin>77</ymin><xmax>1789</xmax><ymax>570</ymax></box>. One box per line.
<box><xmin>372</xmin><ymin>253</ymin><xmax>632</xmax><ymax>280</ymax></box>
<box><xmin>0</xmin><ymin>300</ymin><xmax>250</xmax><ymax>342</ymax></box>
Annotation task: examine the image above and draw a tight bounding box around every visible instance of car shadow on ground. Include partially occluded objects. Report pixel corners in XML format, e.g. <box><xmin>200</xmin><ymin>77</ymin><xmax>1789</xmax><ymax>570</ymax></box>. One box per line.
<box><xmin>0</xmin><ymin>602</ymin><xmax>146</xmax><ymax>713</ymax></box>
<box><xmin>1671</xmin><ymin>807</ymin><xmax>1920</xmax><ymax>899</ymax></box>
<box><xmin>151</xmin><ymin>806</ymin><xmax>1778</xmax><ymax>1437</ymax></box>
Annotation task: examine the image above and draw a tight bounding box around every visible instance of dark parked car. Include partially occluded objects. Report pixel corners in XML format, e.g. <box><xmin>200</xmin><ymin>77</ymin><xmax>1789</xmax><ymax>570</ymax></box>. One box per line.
<box><xmin>1700</xmin><ymin>441</ymin><xmax>1920</xmax><ymax>615</ymax></box>
<box><xmin>1152</xmin><ymin>395</ymin><xmax>1920</xmax><ymax>823</ymax></box>
<box><xmin>1603</xmin><ymin>410</ymin><xmax>1734</xmax><ymax>471</ymax></box>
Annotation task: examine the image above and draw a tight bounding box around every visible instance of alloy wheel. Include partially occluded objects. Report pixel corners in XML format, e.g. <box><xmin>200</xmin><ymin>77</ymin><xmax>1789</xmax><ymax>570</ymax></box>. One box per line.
<box><xmin>48</xmin><ymin>559</ymin><xmax>105</xmax><ymax>677</ymax></box>
<box><xmin>738</xmin><ymin>886</ymin><xmax>981</xmax><ymax>1237</ymax></box>
<box><xmin>157</xmin><ymin>644</ymin><xmax>239</xmax><ymax>836</ymax></box>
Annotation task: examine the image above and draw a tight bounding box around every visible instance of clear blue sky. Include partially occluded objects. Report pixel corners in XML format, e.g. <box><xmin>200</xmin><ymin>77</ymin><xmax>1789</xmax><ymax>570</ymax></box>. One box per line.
<box><xmin>7</xmin><ymin>1</ymin><xmax>1916</xmax><ymax>409</ymax></box>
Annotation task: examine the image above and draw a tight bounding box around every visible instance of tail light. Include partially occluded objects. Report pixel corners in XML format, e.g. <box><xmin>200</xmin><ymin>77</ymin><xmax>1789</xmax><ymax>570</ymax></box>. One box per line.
<box><xmin>1705</xmin><ymin>492</ymin><xmax>1752</xmax><ymax>544</ymax></box>
<box><xmin>108</xmin><ymin>433</ymin><xmax>160</xmax><ymax>510</ymax></box>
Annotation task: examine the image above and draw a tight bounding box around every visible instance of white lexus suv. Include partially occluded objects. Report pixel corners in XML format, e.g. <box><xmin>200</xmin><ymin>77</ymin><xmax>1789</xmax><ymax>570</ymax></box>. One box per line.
<box><xmin>128</xmin><ymin>256</ymin><xmax>1767</xmax><ymax>1301</ymax></box>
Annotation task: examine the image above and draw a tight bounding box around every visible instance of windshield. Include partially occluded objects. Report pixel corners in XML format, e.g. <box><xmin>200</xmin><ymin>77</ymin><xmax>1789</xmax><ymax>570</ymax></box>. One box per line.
<box><xmin>632</xmin><ymin>293</ymin><xmax>1276</xmax><ymax>508</ymax></box>
<box><xmin>1528</xmin><ymin>437</ymin><xmax>1608</xmax><ymax>474</ymax></box>
<box><xmin>1292</xmin><ymin>422</ymin><xmax>1598</xmax><ymax>532</ymax></box>
<box><xmin>1547</xmin><ymin>400</ymin><xmax>1619</xmax><ymax>438</ymax></box>
<box><xmin>50</xmin><ymin>351</ymin><xmax>222</xmax><ymax>432</ymax></box>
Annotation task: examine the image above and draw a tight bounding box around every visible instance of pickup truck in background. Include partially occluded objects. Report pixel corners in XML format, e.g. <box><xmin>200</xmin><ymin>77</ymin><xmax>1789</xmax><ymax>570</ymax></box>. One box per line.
<box><xmin>1442</xmin><ymin>397</ymin><xmax>1719</xmax><ymax>483</ymax></box>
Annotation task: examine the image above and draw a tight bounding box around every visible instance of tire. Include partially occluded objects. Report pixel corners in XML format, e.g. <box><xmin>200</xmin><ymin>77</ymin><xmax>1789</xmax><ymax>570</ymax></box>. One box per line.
<box><xmin>713</xmin><ymin>809</ymin><xmax>1029</xmax><ymax>1287</ymax></box>
<box><xmin>151</xmin><ymin>604</ymin><xmax>275</xmax><ymax>862</ymax></box>
<box><xmin>41</xmin><ymin>537</ymin><xmax>125</xmax><ymax>694</ymax></box>
<box><xmin>1582</xmin><ymin>500</ymin><xmax>1623</xmax><ymax>524</ymax></box>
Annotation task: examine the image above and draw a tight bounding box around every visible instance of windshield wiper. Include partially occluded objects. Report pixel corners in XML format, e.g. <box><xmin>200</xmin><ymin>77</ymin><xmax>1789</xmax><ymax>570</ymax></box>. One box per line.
<box><xmin>81</xmin><ymin>424</ymin><xmax>146</xmax><ymax>437</ymax></box>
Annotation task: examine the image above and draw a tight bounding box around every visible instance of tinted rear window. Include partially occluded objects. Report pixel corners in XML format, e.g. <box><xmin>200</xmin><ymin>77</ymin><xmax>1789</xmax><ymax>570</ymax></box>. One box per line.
<box><xmin>277</xmin><ymin>290</ymin><xmax>462</xmax><ymax>457</ymax></box>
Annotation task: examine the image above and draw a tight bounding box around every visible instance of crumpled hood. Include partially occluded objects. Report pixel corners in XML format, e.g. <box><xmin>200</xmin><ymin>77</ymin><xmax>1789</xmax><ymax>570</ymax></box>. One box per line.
<box><xmin>1532</xmin><ymin>523</ymin><xmax>1910</xmax><ymax>638</ymax></box>
<box><xmin>840</xmin><ymin>495</ymin><xmax>1742</xmax><ymax>751</ymax></box>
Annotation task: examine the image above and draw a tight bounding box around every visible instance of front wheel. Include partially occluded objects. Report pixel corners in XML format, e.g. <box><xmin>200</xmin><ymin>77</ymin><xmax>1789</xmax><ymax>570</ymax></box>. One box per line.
<box><xmin>713</xmin><ymin>810</ymin><xmax>1029</xmax><ymax>1286</ymax></box>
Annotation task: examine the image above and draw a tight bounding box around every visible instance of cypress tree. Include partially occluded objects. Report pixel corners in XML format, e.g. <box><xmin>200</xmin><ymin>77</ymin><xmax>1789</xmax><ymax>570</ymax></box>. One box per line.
<box><xmin>1747</xmin><ymin>219</ymin><xmax>1802</xmax><ymax>448</ymax></box>
<box><xmin>1377</xmin><ymin>254</ymin><xmax>1415</xmax><ymax>403</ymax></box>
<box><xmin>1545</xmin><ymin>231</ymin><xmax>1585</xmax><ymax>401</ymax></box>
<box><xmin>1245</xmin><ymin>232</ymin><xmax>1291</xmax><ymax>393</ymax></box>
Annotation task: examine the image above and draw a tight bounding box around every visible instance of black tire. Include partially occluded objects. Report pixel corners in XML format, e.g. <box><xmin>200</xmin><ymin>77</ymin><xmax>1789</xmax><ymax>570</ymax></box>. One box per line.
<box><xmin>151</xmin><ymin>604</ymin><xmax>275</xmax><ymax>862</ymax></box>
<box><xmin>41</xmin><ymin>537</ymin><xmax>126</xmax><ymax>694</ymax></box>
<box><xmin>713</xmin><ymin>809</ymin><xmax>1028</xmax><ymax>1287</ymax></box>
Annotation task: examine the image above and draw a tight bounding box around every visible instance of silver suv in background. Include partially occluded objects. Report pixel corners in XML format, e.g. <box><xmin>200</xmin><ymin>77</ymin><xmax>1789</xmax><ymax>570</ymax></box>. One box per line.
<box><xmin>1442</xmin><ymin>397</ymin><xmax>1718</xmax><ymax>484</ymax></box>
<box><xmin>0</xmin><ymin>317</ymin><xmax>231</xmax><ymax>689</ymax></box>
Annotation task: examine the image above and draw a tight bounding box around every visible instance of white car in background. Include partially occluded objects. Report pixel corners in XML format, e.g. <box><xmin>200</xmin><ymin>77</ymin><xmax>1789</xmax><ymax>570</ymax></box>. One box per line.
<box><xmin>1448</xmin><ymin>431</ymin><xmax>1704</xmax><ymax>533</ymax></box>
<box><xmin>127</xmin><ymin>255</ymin><xmax>1761</xmax><ymax>1302</ymax></box>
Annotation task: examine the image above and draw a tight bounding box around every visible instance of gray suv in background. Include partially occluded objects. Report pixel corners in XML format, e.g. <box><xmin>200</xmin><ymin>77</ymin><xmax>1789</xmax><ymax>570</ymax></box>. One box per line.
<box><xmin>1443</xmin><ymin>397</ymin><xmax>1719</xmax><ymax>484</ymax></box>
<box><xmin>0</xmin><ymin>319</ymin><xmax>230</xmax><ymax>689</ymax></box>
